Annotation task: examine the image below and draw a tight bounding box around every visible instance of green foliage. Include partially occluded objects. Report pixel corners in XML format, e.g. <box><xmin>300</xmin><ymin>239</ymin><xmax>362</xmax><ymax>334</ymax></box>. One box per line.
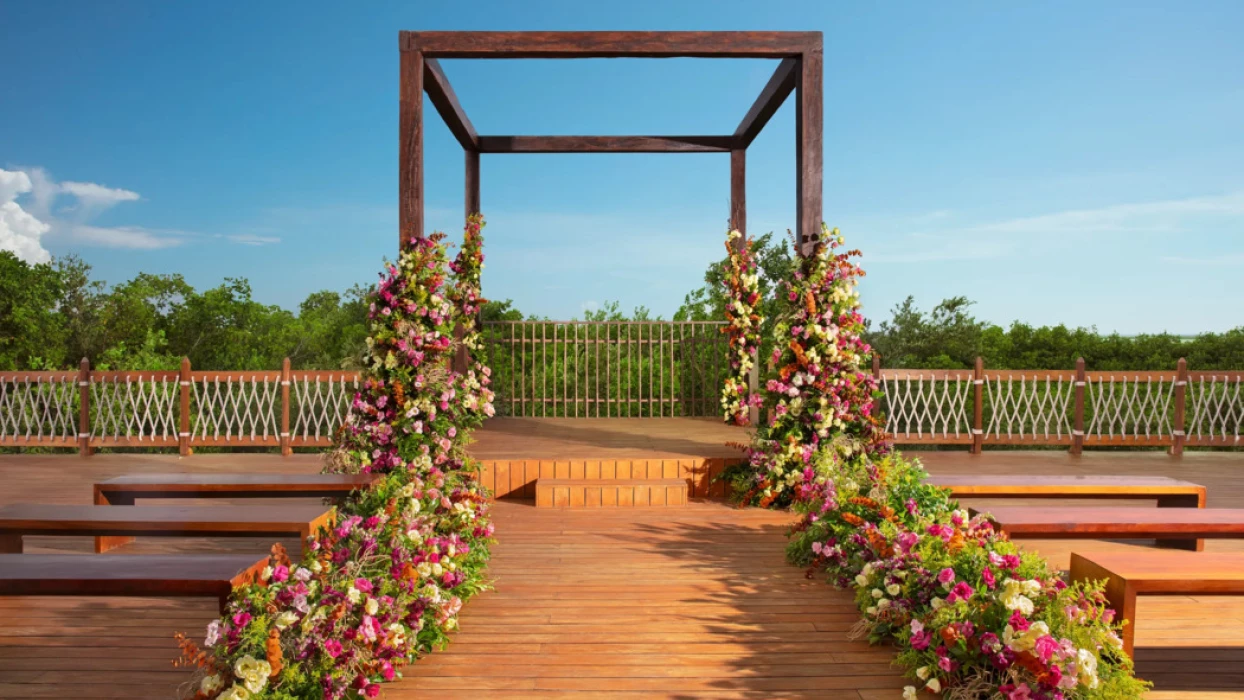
<box><xmin>0</xmin><ymin>251</ymin><xmax>65</xmax><ymax>370</ymax></box>
<box><xmin>869</xmin><ymin>296</ymin><xmax>1244</xmax><ymax>370</ymax></box>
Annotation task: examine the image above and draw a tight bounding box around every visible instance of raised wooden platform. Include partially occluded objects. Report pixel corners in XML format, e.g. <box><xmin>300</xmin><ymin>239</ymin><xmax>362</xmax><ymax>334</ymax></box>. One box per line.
<box><xmin>534</xmin><ymin>478</ymin><xmax>688</xmax><ymax>508</ymax></box>
<box><xmin>473</xmin><ymin>418</ymin><xmax>747</xmax><ymax>499</ymax></box>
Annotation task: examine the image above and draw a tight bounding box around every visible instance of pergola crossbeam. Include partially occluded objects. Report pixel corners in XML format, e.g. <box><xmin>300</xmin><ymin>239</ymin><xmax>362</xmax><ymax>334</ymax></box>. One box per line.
<box><xmin>734</xmin><ymin>57</ymin><xmax>798</xmax><ymax>147</ymax></box>
<box><xmin>424</xmin><ymin>58</ymin><xmax>478</xmax><ymax>151</ymax></box>
<box><xmin>398</xmin><ymin>31</ymin><xmax>823</xmax><ymax>255</ymax></box>
<box><xmin>404</xmin><ymin>31</ymin><xmax>815</xmax><ymax>59</ymax></box>
<box><xmin>477</xmin><ymin>136</ymin><xmax>734</xmax><ymax>154</ymax></box>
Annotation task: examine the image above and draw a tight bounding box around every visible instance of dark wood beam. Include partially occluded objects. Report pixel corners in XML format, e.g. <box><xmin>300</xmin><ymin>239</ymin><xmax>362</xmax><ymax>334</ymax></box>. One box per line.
<box><xmin>465</xmin><ymin>149</ymin><xmax>480</xmax><ymax>218</ymax></box>
<box><xmin>734</xmin><ymin>58</ymin><xmax>797</xmax><ymax>147</ymax></box>
<box><xmin>477</xmin><ymin>136</ymin><xmax>734</xmax><ymax>154</ymax></box>
<box><xmin>403</xmin><ymin>31</ymin><xmax>816</xmax><ymax>59</ymax></box>
<box><xmin>795</xmin><ymin>49</ymin><xmax>823</xmax><ymax>257</ymax></box>
<box><xmin>424</xmin><ymin>58</ymin><xmax>478</xmax><ymax>150</ymax></box>
<box><xmin>399</xmin><ymin>49</ymin><xmax>424</xmax><ymax>249</ymax></box>
<box><xmin>730</xmin><ymin>149</ymin><xmax>746</xmax><ymax>234</ymax></box>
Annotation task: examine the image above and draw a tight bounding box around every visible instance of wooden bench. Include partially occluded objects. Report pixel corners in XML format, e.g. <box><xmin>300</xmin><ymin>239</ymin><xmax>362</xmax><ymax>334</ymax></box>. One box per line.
<box><xmin>973</xmin><ymin>506</ymin><xmax>1244</xmax><ymax>552</ymax></box>
<box><xmin>0</xmin><ymin>554</ymin><xmax>268</xmax><ymax>613</ymax></box>
<box><xmin>93</xmin><ymin>473</ymin><xmax>376</xmax><ymax>550</ymax></box>
<box><xmin>930</xmin><ymin>475</ymin><xmax>1205</xmax><ymax>508</ymax></box>
<box><xmin>535</xmin><ymin>479</ymin><xmax>688</xmax><ymax>508</ymax></box>
<box><xmin>0</xmin><ymin>503</ymin><xmax>335</xmax><ymax>555</ymax></box>
<box><xmin>1070</xmin><ymin>550</ymin><xmax>1244</xmax><ymax>656</ymax></box>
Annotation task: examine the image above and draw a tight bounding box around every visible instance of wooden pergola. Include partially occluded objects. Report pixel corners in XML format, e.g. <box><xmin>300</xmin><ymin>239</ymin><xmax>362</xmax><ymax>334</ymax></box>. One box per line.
<box><xmin>399</xmin><ymin>30</ymin><xmax>823</xmax><ymax>254</ymax></box>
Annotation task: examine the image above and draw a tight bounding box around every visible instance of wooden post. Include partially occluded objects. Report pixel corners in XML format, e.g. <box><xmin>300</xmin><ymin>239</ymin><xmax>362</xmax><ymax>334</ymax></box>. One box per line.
<box><xmin>399</xmin><ymin>44</ymin><xmax>424</xmax><ymax>248</ymax></box>
<box><xmin>465</xmin><ymin>149</ymin><xmax>480</xmax><ymax>218</ymax></box>
<box><xmin>1171</xmin><ymin>357</ymin><xmax>1187</xmax><ymax>456</ymax></box>
<box><xmin>78</xmin><ymin>357</ymin><xmax>90</xmax><ymax>458</ymax></box>
<box><xmin>795</xmin><ymin>44</ymin><xmax>823</xmax><ymax>256</ymax></box>
<box><xmin>971</xmin><ymin>356</ymin><xmax>984</xmax><ymax>454</ymax></box>
<box><xmin>280</xmin><ymin>357</ymin><xmax>292</xmax><ymax>457</ymax></box>
<box><xmin>871</xmin><ymin>353</ymin><xmax>881</xmax><ymax>380</ymax></box>
<box><xmin>730</xmin><ymin>148</ymin><xmax>746</xmax><ymax>234</ymax></box>
<box><xmin>1072</xmin><ymin>357</ymin><xmax>1086</xmax><ymax>456</ymax></box>
<box><xmin>453</xmin><ymin>324</ymin><xmax>469</xmax><ymax>374</ymax></box>
<box><xmin>179</xmin><ymin>357</ymin><xmax>191</xmax><ymax>457</ymax></box>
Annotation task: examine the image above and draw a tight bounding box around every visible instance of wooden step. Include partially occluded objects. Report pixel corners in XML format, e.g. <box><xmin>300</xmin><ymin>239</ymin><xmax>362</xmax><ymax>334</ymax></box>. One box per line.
<box><xmin>535</xmin><ymin>479</ymin><xmax>687</xmax><ymax>508</ymax></box>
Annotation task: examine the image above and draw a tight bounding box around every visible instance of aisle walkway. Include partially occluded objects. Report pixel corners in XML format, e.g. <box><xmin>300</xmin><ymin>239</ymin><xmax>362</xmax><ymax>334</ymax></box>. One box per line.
<box><xmin>395</xmin><ymin>499</ymin><xmax>907</xmax><ymax>699</ymax></box>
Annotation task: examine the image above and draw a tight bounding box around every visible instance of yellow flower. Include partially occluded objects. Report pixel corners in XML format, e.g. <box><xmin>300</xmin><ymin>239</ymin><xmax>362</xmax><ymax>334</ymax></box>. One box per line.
<box><xmin>233</xmin><ymin>655</ymin><xmax>272</xmax><ymax>693</ymax></box>
<box><xmin>218</xmin><ymin>685</ymin><xmax>251</xmax><ymax>700</ymax></box>
<box><xmin>274</xmin><ymin>611</ymin><xmax>298</xmax><ymax>629</ymax></box>
<box><xmin>201</xmin><ymin>674</ymin><xmax>224</xmax><ymax>693</ymax></box>
<box><xmin>903</xmin><ymin>687</ymin><xmax>918</xmax><ymax>700</ymax></box>
<box><xmin>365</xmin><ymin>597</ymin><xmax>379</xmax><ymax>616</ymax></box>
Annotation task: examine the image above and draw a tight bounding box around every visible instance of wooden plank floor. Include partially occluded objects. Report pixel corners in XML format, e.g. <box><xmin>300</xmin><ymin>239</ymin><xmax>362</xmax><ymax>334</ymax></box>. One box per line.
<box><xmin>1</xmin><ymin>425</ymin><xmax>1243</xmax><ymax>697</ymax></box>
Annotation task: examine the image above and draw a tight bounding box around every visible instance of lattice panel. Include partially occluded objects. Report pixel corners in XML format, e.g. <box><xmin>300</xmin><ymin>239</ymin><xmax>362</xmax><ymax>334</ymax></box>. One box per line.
<box><xmin>1085</xmin><ymin>374</ymin><xmax>1174</xmax><ymax>443</ymax></box>
<box><xmin>0</xmin><ymin>373</ymin><xmax>78</xmax><ymax>444</ymax></box>
<box><xmin>1187</xmin><ymin>374</ymin><xmax>1244</xmax><ymax>445</ymax></box>
<box><xmin>984</xmin><ymin>373</ymin><xmax>1074</xmax><ymax>442</ymax></box>
<box><xmin>90</xmin><ymin>373</ymin><xmax>179</xmax><ymax>445</ymax></box>
<box><xmin>191</xmin><ymin>374</ymin><xmax>281</xmax><ymax>444</ymax></box>
<box><xmin>880</xmin><ymin>372</ymin><xmax>973</xmax><ymax>441</ymax></box>
<box><xmin>291</xmin><ymin>373</ymin><xmax>359</xmax><ymax>444</ymax></box>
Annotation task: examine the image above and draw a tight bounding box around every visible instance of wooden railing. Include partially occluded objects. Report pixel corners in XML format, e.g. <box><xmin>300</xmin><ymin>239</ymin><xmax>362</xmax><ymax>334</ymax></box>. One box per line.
<box><xmin>876</xmin><ymin>357</ymin><xmax>1244</xmax><ymax>454</ymax></box>
<box><xmin>2</xmin><ymin>353</ymin><xmax>1240</xmax><ymax>454</ymax></box>
<box><xmin>480</xmin><ymin>321</ymin><xmax>730</xmax><ymax>418</ymax></box>
<box><xmin>0</xmin><ymin>358</ymin><xmax>358</xmax><ymax>455</ymax></box>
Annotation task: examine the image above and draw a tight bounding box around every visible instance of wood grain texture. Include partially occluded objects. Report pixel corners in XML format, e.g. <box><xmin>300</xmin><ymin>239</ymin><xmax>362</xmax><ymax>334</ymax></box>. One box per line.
<box><xmin>734</xmin><ymin>57</ymin><xmax>798</xmax><ymax>146</ymax></box>
<box><xmin>403</xmin><ymin>30</ymin><xmax>818</xmax><ymax>59</ymax></box>
<box><xmin>3</xmin><ymin>446</ymin><xmax>1244</xmax><ymax>696</ymax></box>
<box><xmin>424</xmin><ymin>58</ymin><xmax>478</xmax><ymax>150</ymax></box>
<box><xmin>477</xmin><ymin>136</ymin><xmax>734</xmax><ymax>153</ymax></box>
<box><xmin>399</xmin><ymin>48</ymin><xmax>424</xmax><ymax>247</ymax></box>
<box><xmin>931</xmin><ymin>475</ymin><xmax>1206</xmax><ymax>502</ymax></box>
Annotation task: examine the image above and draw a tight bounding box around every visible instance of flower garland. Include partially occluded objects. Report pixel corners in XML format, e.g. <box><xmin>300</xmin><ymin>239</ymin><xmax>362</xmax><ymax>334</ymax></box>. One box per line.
<box><xmin>720</xmin><ymin>229</ymin><xmax>763</xmax><ymax>425</ymax></box>
<box><xmin>175</xmin><ymin>223</ymin><xmax>495</xmax><ymax>700</ymax></box>
<box><xmin>735</xmin><ymin>225</ymin><xmax>1149</xmax><ymax>698</ymax></box>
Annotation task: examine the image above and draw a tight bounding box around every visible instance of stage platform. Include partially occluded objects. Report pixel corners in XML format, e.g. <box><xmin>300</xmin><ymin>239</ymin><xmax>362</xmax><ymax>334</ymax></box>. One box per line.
<box><xmin>470</xmin><ymin>418</ymin><xmax>749</xmax><ymax>499</ymax></box>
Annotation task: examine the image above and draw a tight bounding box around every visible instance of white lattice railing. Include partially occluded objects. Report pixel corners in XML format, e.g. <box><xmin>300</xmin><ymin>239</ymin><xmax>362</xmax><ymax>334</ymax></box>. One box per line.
<box><xmin>1186</xmin><ymin>372</ymin><xmax>1244</xmax><ymax>446</ymax></box>
<box><xmin>1083</xmin><ymin>372</ymin><xmax>1176</xmax><ymax>446</ymax></box>
<box><xmin>90</xmin><ymin>371</ymin><xmax>180</xmax><ymax>447</ymax></box>
<box><xmin>191</xmin><ymin>371</ymin><xmax>283</xmax><ymax>446</ymax></box>
<box><xmin>0</xmin><ymin>371</ymin><xmax>80</xmax><ymax>446</ymax></box>
<box><xmin>878</xmin><ymin>370</ymin><xmax>974</xmax><ymax>443</ymax></box>
<box><xmin>290</xmin><ymin>371</ymin><xmax>359</xmax><ymax>446</ymax></box>
<box><xmin>3</xmin><ymin>357</ymin><xmax>1243</xmax><ymax>454</ymax></box>
<box><xmin>984</xmin><ymin>370</ymin><xmax>1076</xmax><ymax>444</ymax></box>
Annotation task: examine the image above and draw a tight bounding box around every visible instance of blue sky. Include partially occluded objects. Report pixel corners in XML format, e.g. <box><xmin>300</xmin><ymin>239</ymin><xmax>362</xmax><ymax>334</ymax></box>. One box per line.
<box><xmin>2</xmin><ymin>1</ymin><xmax>1242</xmax><ymax>333</ymax></box>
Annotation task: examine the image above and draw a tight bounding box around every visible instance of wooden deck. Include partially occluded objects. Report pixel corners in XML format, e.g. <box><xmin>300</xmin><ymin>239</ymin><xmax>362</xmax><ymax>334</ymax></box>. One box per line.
<box><xmin>1</xmin><ymin>420</ymin><xmax>1243</xmax><ymax>697</ymax></box>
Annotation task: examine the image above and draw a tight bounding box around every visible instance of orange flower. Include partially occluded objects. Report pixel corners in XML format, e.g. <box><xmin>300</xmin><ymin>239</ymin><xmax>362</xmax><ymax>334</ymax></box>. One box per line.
<box><xmin>265</xmin><ymin>629</ymin><xmax>284</xmax><ymax>678</ymax></box>
<box><xmin>848</xmin><ymin>496</ymin><xmax>879</xmax><ymax>509</ymax></box>
<box><xmin>790</xmin><ymin>341</ymin><xmax>809</xmax><ymax>367</ymax></box>
<box><xmin>841</xmin><ymin>512</ymin><xmax>865</xmax><ymax>527</ymax></box>
<box><xmin>941</xmin><ymin>626</ymin><xmax>961</xmax><ymax>645</ymax></box>
<box><xmin>804</xmin><ymin>290</ymin><xmax>817</xmax><ymax>316</ymax></box>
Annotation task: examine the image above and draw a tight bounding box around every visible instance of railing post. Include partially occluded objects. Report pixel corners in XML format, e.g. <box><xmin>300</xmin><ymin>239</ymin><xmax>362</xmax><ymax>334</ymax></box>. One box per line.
<box><xmin>747</xmin><ymin>349</ymin><xmax>759</xmax><ymax>426</ymax></box>
<box><xmin>1171</xmin><ymin>357</ymin><xmax>1187</xmax><ymax>456</ymax></box>
<box><xmin>453</xmin><ymin>324</ymin><xmax>469</xmax><ymax>374</ymax></box>
<box><xmin>179</xmin><ymin>357</ymin><xmax>191</xmax><ymax>457</ymax></box>
<box><xmin>280</xmin><ymin>357</ymin><xmax>292</xmax><ymax>457</ymax></box>
<box><xmin>971</xmin><ymin>356</ymin><xmax>984</xmax><ymax>454</ymax></box>
<box><xmin>872</xmin><ymin>353</ymin><xmax>881</xmax><ymax>380</ymax></box>
<box><xmin>78</xmin><ymin>357</ymin><xmax>91</xmax><ymax>458</ymax></box>
<box><xmin>1071</xmin><ymin>357</ymin><xmax>1086</xmax><ymax>456</ymax></box>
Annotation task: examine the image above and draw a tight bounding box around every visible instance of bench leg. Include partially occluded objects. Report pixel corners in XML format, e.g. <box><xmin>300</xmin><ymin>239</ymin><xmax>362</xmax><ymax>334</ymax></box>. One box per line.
<box><xmin>94</xmin><ymin>490</ymin><xmax>136</xmax><ymax>553</ymax></box>
<box><xmin>0</xmin><ymin>534</ymin><xmax>22</xmax><ymax>553</ymax></box>
<box><xmin>1156</xmin><ymin>493</ymin><xmax>1205</xmax><ymax>551</ymax></box>
<box><xmin>1071</xmin><ymin>554</ymin><xmax>1137</xmax><ymax>658</ymax></box>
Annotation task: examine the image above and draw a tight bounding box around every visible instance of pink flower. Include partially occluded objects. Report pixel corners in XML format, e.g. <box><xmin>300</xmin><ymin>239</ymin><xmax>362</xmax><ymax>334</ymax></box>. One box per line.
<box><xmin>272</xmin><ymin>565</ymin><xmax>289</xmax><ymax>583</ymax></box>
<box><xmin>232</xmin><ymin>611</ymin><xmax>251</xmax><ymax>628</ymax></box>
<box><xmin>982</xmin><ymin>567</ymin><xmax>997</xmax><ymax>589</ymax></box>
<box><xmin>948</xmin><ymin>581</ymin><xmax>974</xmax><ymax>603</ymax></box>
<box><xmin>325</xmin><ymin>639</ymin><xmax>343</xmax><ymax>658</ymax></box>
<box><xmin>937</xmin><ymin>568</ymin><xmax>956</xmax><ymax>586</ymax></box>
<box><xmin>1033</xmin><ymin>635</ymin><xmax>1061</xmax><ymax>664</ymax></box>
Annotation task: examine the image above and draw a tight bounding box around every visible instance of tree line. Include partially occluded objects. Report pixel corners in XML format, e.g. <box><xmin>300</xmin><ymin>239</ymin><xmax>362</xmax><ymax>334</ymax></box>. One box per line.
<box><xmin>3</xmin><ymin>245</ymin><xmax>1241</xmax><ymax>372</ymax></box>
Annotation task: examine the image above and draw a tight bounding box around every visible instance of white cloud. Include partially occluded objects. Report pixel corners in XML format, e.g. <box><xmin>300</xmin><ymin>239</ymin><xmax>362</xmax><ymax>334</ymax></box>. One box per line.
<box><xmin>1</xmin><ymin>167</ymin><xmax>280</xmax><ymax>255</ymax></box>
<box><xmin>0</xmin><ymin>169</ymin><xmax>52</xmax><ymax>263</ymax></box>
<box><xmin>225</xmin><ymin>234</ymin><xmax>282</xmax><ymax>246</ymax></box>
<box><xmin>964</xmin><ymin>192</ymin><xmax>1244</xmax><ymax>236</ymax></box>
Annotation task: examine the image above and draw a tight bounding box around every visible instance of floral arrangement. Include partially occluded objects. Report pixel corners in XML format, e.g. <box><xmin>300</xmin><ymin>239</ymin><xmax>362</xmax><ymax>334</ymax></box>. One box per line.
<box><xmin>730</xmin><ymin>224</ymin><xmax>887</xmax><ymax>506</ymax></box>
<box><xmin>733</xmin><ymin>225</ymin><xmax>1149</xmax><ymax>697</ymax></box>
<box><xmin>175</xmin><ymin>222</ymin><xmax>496</xmax><ymax>700</ymax></box>
<box><xmin>720</xmin><ymin>229</ymin><xmax>764</xmax><ymax>425</ymax></box>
